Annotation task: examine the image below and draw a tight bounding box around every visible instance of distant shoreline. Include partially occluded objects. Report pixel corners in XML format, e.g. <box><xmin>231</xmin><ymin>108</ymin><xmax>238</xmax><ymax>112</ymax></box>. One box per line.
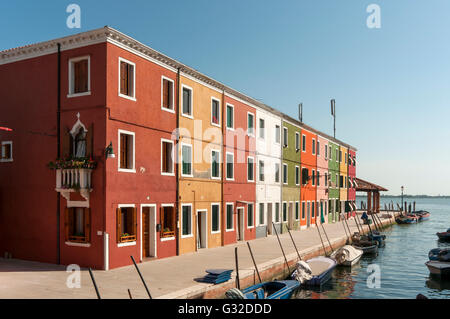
<box><xmin>356</xmin><ymin>195</ymin><xmax>450</xmax><ymax>199</ymax></box>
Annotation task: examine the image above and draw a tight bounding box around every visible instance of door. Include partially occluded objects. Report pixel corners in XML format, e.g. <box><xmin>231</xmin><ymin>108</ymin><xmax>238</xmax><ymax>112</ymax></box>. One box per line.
<box><xmin>267</xmin><ymin>203</ymin><xmax>273</xmax><ymax>235</ymax></box>
<box><xmin>288</xmin><ymin>202</ymin><xmax>293</xmax><ymax>229</ymax></box>
<box><xmin>307</xmin><ymin>202</ymin><xmax>311</xmax><ymax>227</ymax></box>
<box><xmin>196</xmin><ymin>210</ymin><xmax>207</xmax><ymax>249</ymax></box>
<box><xmin>142</xmin><ymin>206</ymin><xmax>156</xmax><ymax>258</ymax></box>
<box><xmin>237</xmin><ymin>207</ymin><xmax>244</xmax><ymax>241</ymax></box>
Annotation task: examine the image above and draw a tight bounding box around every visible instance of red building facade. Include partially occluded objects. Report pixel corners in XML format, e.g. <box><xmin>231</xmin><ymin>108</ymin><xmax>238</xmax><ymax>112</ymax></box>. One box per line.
<box><xmin>300</xmin><ymin>128</ymin><xmax>317</xmax><ymax>228</ymax></box>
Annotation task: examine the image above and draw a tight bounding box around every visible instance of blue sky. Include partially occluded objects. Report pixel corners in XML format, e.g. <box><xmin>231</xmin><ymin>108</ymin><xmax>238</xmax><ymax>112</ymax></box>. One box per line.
<box><xmin>1</xmin><ymin>1</ymin><xmax>449</xmax><ymax>195</ymax></box>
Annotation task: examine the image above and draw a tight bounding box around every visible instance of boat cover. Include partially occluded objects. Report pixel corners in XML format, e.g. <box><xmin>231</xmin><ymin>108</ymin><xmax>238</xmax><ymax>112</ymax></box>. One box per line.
<box><xmin>291</xmin><ymin>261</ymin><xmax>313</xmax><ymax>283</ymax></box>
<box><xmin>331</xmin><ymin>245</ymin><xmax>362</xmax><ymax>264</ymax></box>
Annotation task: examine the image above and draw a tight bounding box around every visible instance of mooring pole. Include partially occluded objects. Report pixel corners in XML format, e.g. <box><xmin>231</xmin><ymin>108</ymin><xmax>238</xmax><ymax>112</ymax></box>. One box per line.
<box><xmin>321</xmin><ymin>223</ymin><xmax>334</xmax><ymax>253</ymax></box>
<box><xmin>88</xmin><ymin>268</ymin><xmax>101</xmax><ymax>299</ymax></box>
<box><xmin>130</xmin><ymin>256</ymin><xmax>152</xmax><ymax>299</ymax></box>
<box><xmin>341</xmin><ymin>213</ymin><xmax>350</xmax><ymax>242</ymax></box>
<box><xmin>127</xmin><ymin>289</ymin><xmax>133</xmax><ymax>299</ymax></box>
<box><xmin>235</xmin><ymin>247</ymin><xmax>240</xmax><ymax>289</ymax></box>
<box><xmin>246</xmin><ymin>242</ymin><xmax>261</xmax><ymax>283</ymax></box>
<box><xmin>272</xmin><ymin>222</ymin><xmax>291</xmax><ymax>273</ymax></box>
<box><xmin>353</xmin><ymin>213</ymin><xmax>361</xmax><ymax>233</ymax></box>
<box><xmin>315</xmin><ymin>220</ymin><xmax>328</xmax><ymax>255</ymax></box>
<box><xmin>286</xmin><ymin>226</ymin><xmax>302</xmax><ymax>261</ymax></box>
<box><xmin>343</xmin><ymin>213</ymin><xmax>353</xmax><ymax>242</ymax></box>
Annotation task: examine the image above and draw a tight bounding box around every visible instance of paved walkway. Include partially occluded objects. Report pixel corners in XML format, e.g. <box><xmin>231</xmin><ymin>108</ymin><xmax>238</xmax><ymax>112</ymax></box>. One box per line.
<box><xmin>0</xmin><ymin>213</ymin><xmax>397</xmax><ymax>299</ymax></box>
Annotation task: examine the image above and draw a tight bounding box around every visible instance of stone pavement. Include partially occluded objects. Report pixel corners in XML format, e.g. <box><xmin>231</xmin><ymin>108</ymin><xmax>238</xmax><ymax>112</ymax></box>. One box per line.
<box><xmin>0</xmin><ymin>213</ymin><xmax>397</xmax><ymax>299</ymax></box>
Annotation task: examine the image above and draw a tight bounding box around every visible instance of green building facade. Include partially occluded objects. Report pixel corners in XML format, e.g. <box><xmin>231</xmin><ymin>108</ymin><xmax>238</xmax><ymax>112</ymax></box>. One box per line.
<box><xmin>328</xmin><ymin>141</ymin><xmax>340</xmax><ymax>223</ymax></box>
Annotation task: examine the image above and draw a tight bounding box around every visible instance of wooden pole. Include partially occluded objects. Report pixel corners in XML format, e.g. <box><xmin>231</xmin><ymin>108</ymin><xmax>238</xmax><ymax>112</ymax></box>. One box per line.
<box><xmin>341</xmin><ymin>213</ymin><xmax>350</xmax><ymax>242</ymax></box>
<box><xmin>272</xmin><ymin>222</ymin><xmax>291</xmax><ymax>273</ymax></box>
<box><xmin>130</xmin><ymin>255</ymin><xmax>152</xmax><ymax>299</ymax></box>
<box><xmin>343</xmin><ymin>212</ymin><xmax>353</xmax><ymax>241</ymax></box>
<box><xmin>315</xmin><ymin>220</ymin><xmax>328</xmax><ymax>256</ymax></box>
<box><xmin>235</xmin><ymin>247</ymin><xmax>240</xmax><ymax>289</ymax></box>
<box><xmin>127</xmin><ymin>289</ymin><xmax>133</xmax><ymax>299</ymax></box>
<box><xmin>246</xmin><ymin>242</ymin><xmax>261</xmax><ymax>283</ymax></box>
<box><xmin>286</xmin><ymin>226</ymin><xmax>302</xmax><ymax>261</ymax></box>
<box><xmin>88</xmin><ymin>268</ymin><xmax>101</xmax><ymax>299</ymax></box>
<box><xmin>320</xmin><ymin>222</ymin><xmax>334</xmax><ymax>254</ymax></box>
<box><xmin>353</xmin><ymin>212</ymin><xmax>361</xmax><ymax>233</ymax></box>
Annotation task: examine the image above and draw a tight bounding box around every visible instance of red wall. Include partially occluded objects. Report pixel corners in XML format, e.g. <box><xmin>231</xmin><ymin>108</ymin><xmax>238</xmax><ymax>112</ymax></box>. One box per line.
<box><xmin>300</xmin><ymin>130</ymin><xmax>317</xmax><ymax>227</ymax></box>
<box><xmin>104</xmin><ymin>43</ymin><xmax>178</xmax><ymax>269</ymax></box>
<box><xmin>348</xmin><ymin>149</ymin><xmax>356</xmax><ymax>216</ymax></box>
<box><xmin>222</xmin><ymin>95</ymin><xmax>256</xmax><ymax>245</ymax></box>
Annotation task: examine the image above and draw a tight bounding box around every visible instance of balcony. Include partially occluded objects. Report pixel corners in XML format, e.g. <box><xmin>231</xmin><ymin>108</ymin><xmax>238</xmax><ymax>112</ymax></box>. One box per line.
<box><xmin>55</xmin><ymin>168</ymin><xmax>93</xmax><ymax>201</ymax></box>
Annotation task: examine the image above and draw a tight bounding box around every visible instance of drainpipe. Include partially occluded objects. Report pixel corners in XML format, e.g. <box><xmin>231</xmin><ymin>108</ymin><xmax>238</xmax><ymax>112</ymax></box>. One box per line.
<box><xmin>56</xmin><ymin>43</ymin><xmax>61</xmax><ymax>265</ymax></box>
<box><xmin>175</xmin><ymin>67</ymin><xmax>180</xmax><ymax>256</ymax></box>
<box><xmin>221</xmin><ymin>90</ymin><xmax>225</xmax><ymax>246</ymax></box>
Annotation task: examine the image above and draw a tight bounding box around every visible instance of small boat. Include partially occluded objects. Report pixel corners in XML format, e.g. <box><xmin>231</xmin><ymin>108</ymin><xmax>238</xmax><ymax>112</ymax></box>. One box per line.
<box><xmin>428</xmin><ymin>248</ymin><xmax>450</xmax><ymax>262</ymax></box>
<box><xmin>412</xmin><ymin>210</ymin><xmax>430</xmax><ymax>222</ymax></box>
<box><xmin>225</xmin><ymin>280</ymin><xmax>300</xmax><ymax>299</ymax></box>
<box><xmin>436</xmin><ymin>228</ymin><xmax>450</xmax><ymax>241</ymax></box>
<box><xmin>330</xmin><ymin>245</ymin><xmax>363</xmax><ymax>267</ymax></box>
<box><xmin>353</xmin><ymin>243</ymin><xmax>378</xmax><ymax>255</ymax></box>
<box><xmin>291</xmin><ymin>256</ymin><xmax>337</xmax><ymax>286</ymax></box>
<box><xmin>425</xmin><ymin>261</ymin><xmax>450</xmax><ymax>278</ymax></box>
<box><xmin>368</xmin><ymin>233</ymin><xmax>386</xmax><ymax>248</ymax></box>
<box><xmin>395</xmin><ymin>214</ymin><xmax>419</xmax><ymax>224</ymax></box>
<box><xmin>351</xmin><ymin>232</ymin><xmax>382</xmax><ymax>251</ymax></box>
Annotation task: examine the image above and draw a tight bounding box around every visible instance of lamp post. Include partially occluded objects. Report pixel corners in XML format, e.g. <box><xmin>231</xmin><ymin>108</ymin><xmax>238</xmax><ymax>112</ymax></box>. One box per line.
<box><xmin>401</xmin><ymin>186</ymin><xmax>404</xmax><ymax>213</ymax></box>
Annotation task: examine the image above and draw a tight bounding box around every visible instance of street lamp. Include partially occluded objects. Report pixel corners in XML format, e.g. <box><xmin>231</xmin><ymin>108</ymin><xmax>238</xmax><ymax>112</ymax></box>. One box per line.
<box><xmin>401</xmin><ymin>186</ymin><xmax>404</xmax><ymax>213</ymax></box>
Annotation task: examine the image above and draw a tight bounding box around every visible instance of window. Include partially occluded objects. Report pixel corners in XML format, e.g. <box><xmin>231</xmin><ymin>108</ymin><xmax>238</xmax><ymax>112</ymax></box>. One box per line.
<box><xmin>161</xmin><ymin>140</ymin><xmax>174</xmax><ymax>175</ymax></box>
<box><xmin>283</xmin><ymin>127</ymin><xmax>288</xmax><ymax>147</ymax></box>
<box><xmin>248</xmin><ymin>204</ymin><xmax>254</xmax><ymax>227</ymax></box>
<box><xmin>69</xmin><ymin>56</ymin><xmax>90</xmax><ymax>96</ymax></box>
<box><xmin>65</xmin><ymin>207</ymin><xmax>90</xmax><ymax>243</ymax></box>
<box><xmin>247</xmin><ymin>113</ymin><xmax>254</xmax><ymax>135</ymax></box>
<box><xmin>340</xmin><ymin>175</ymin><xmax>344</xmax><ymax>188</ymax></box>
<box><xmin>317</xmin><ymin>141</ymin><xmax>320</xmax><ymax>156</ymax></box>
<box><xmin>302</xmin><ymin>168</ymin><xmax>309</xmax><ymax>185</ymax></box>
<box><xmin>345</xmin><ymin>152</ymin><xmax>347</xmax><ymax>164</ymax></box>
<box><xmin>259</xmin><ymin>160</ymin><xmax>265</xmax><ymax>182</ymax></box>
<box><xmin>282</xmin><ymin>203</ymin><xmax>287</xmax><ymax>222</ymax></box>
<box><xmin>226</xmin><ymin>104</ymin><xmax>234</xmax><ymax>129</ymax></box>
<box><xmin>312</xmin><ymin>139</ymin><xmax>316</xmax><ymax>155</ymax></box>
<box><xmin>181</xmin><ymin>144</ymin><xmax>192</xmax><ymax>176</ymax></box>
<box><xmin>226</xmin><ymin>153</ymin><xmax>234</xmax><ymax>180</ymax></box>
<box><xmin>312</xmin><ymin>202</ymin><xmax>315</xmax><ymax>218</ymax></box>
<box><xmin>119</xmin><ymin>130</ymin><xmax>135</xmax><ymax>172</ymax></box>
<box><xmin>295</xmin><ymin>133</ymin><xmax>300</xmax><ymax>151</ymax></box>
<box><xmin>329</xmin><ymin>146</ymin><xmax>332</xmax><ymax>160</ymax></box>
<box><xmin>275</xmin><ymin>163</ymin><xmax>280</xmax><ymax>183</ymax></box>
<box><xmin>295</xmin><ymin>166</ymin><xmax>300</xmax><ymax>185</ymax></box>
<box><xmin>275</xmin><ymin>125</ymin><xmax>280</xmax><ymax>143</ymax></box>
<box><xmin>336</xmin><ymin>174</ymin><xmax>338</xmax><ymax>188</ymax></box>
<box><xmin>259</xmin><ymin>203</ymin><xmax>265</xmax><ymax>225</ymax></box>
<box><xmin>339</xmin><ymin>150</ymin><xmax>342</xmax><ymax>163</ymax></box>
<box><xmin>161</xmin><ymin>77</ymin><xmax>174</xmax><ymax>111</ymax></box>
<box><xmin>259</xmin><ymin>119</ymin><xmax>265</xmax><ymax>139</ymax></box>
<box><xmin>307</xmin><ymin>202</ymin><xmax>310</xmax><ymax>220</ymax></box>
<box><xmin>312</xmin><ymin>169</ymin><xmax>315</xmax><ymax>186</ymax></box>
<box><xmin>247</xmin><ymin>157</ymin><xmax>254</xmax><ymax>182</ymax></box>
<box><xmin>344</xmin><ymin>176</ymin><xmax>347</xmax><ymax>189</ymax></box>
<box><xmin>181</xmin><ymin>205</ymin><xmax>192</xmax><ymax>237</ymax></box>
<box><xmin>182</xmin><ymin>85</ymin><xmax>193</xmax><ymax>117</ymax></box>
<box><xmin>275</xmin><ymin>203</ymin><xmax>280</xmax><ymax>223</ymax></box>
<box><xmin>324</xmin><ymin>172</ymin><xmax>328</xmax><ymax>186</ymax></box>
<box><xmin>161</xmin><ymin>205</ymin><xmax>176</xmax><ymax>238</ymax></box>
<box><xmin>226</xmin><ymin>204</ymin><xmax>234</xmax><ymax>230</ymax></box>
<box><xmin>116</xmin><ymin>206</ymin><xmax>136</xmax><ymax>243</ymax></box>
<box><xmin>316</xmin><ymin>170</ymin><xmax>320</xmax><ymax>186</ymax></box>
<box><xmin>119</xmin><ymin>58</ymin><xmax>135</xmax><ymax>99</ymax></box>
<box><xmin>302</xmin><ymin>135</ymin><xmax>306</xmax><ymax>152</ymax></box>
<box><xmin>336</xmin><ymin>149</ymin><xmax>339</xmax><ymax>162</ymax></box>
<box><xmin>283</xmin><ymin>163</ymin><xmax>288</xmax><ymax>184</ymax></box>
<box><xmin>295</xmin><ymin>202</ymin><xmax>300</xmax><ymax>220</ymax></box>
<box><xmin>1</xmin><ymin>141</ymin><xmax>12</xmax><ymax>162</ymax></box>
<box><xmin>302</xmin><ymin>202</ymin><xmax>305</xmax><ymax>219</ymax></box>
<box><xmin>211</xmin><ymin>204</ymin><xmax>220</xmax><ymax>233</ymax></box>
<box><xmin>211</xmin><ymin>150</ymin><xmax>220</xmax><ymax>179</ymax></box>
<box><xmin>211</xmin><ymin>98</ymin><xmax>220</xmax><ymax>126</ymax></box>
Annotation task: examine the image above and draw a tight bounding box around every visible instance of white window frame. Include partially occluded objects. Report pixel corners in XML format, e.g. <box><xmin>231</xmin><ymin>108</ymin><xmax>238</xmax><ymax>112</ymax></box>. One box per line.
<box><xmin>161</xmin><ymin>76</ymin><xmax>175</xmax><ymax>113</ymax></box>
<box><xmin>312</xmin><ymin>169</ymin><xmax>315</xmax><ymax>186</ymax></box>
<box><xmin>317</xmin><ymin>170</ymin><xmax>320</xmax><ymax>187</ymax></box>
<box><xmin>247</xmin><ymin>112</ymin><xmax>255</xmax><ymax>136</ymax></box>
<box><xmin>181</xmin><ymin>203</ymin><xmax>193</xmax><ymax>238</ymax></box>
<box><xmin>247</xmin><ymin>156</ymin><xmax>255</xmax><ymax>182</ymax></box>
<box><xmin>118</xmin><ymin>129</ymin><xmax>136</xmax><ymax>173</ymax></box>
<box><xmin>295</xmin><ymin>165</ymin><xmax>300</xmax><ymax>186</ymax></box>
<box><xmin>259</xmin><ymin>118</ymin><xmax>265</xmax><ymax>140</ymax></box>
<box><xmin>226</xmin><ymin>103</ymin><xmax>234</xmax><ymax>130</ymax></box>
<box><xmin>181</xmin><ymin>84</ymin><xmax>194</xmax><ymax>119</ymax></box>
<box><xmin>118</xmin><ymin>57</ymin><xmax>136</xmax><ymax>101</ymax></box>
<box><xmin>117</xmin><ymin>204</ymin><xmax>137</xmax><ymax>247</ymax></box>
<box><xmin>325</xmin><ymin>144</ymin><xmax>328</xmax><ymax>159</ymax></box>
<box><xmin>312</xmin><ymin>138</ymin><xmax>316</xmax><ymax>155</ymax></box>
<box><xmin>282</xmin><ymin>201</ymin><xmax>288</xmax><ymax>223</ymax></box>
<box><xmin>295</xmin><ymin>132</ymin><xmax>300</xmax><ymax>151</ymax></box>
<box><xmin>259</xmin><ymin>160</ymin><xmax>265</xmax><ymax>182</ymax></box>
<box><xmin>211</xmin><ymin>203</ymin><xmax>221</xmax><ymax>234</ymax></box>
<box><xmin>258</xmin><ymin>202</ymin><xmax>266</xmax><ymax>226</ymax></box>
<box><xmin>226</xmin><ymin>203</ymin><xmax>234</xmax><ymax>231</ymax></box>
<box><xmin>160</xmin><ymin>138</ymin><xmax>175</xmax><ymax>176</ymax></box>
<box><xmin>302</xmin><ymin>134</ymin><xmax>306</xmax><ymax>152</ymax></box>
<box><xmin>317</xmin><ymin>140</ymin><xmax>320</xmax><ymax>156</ymax></box>
<box><xmin>1</xmin><ymin>141</ymin><xmax>13</xmax><ymax>162</ymax></box>
<box><xmin>226</xmin><ymin>152</ymin><xmax>234</xmax><ymax>181</ymax></box>
<box><xmin>301</xmin><ymin>201</ymin><xmax>306</xmax><ymax>220</ymax></box>
<box><xmin>283</xmin><ymin>127</ymin><xmax>288</xmax><ymax>147</ymax></box>
<box><xmin>275</xmin><ymin>163</ymin><xmax>280</xmax><ymax>183</ymax></box>
<box><xmin>283</xmin><ymin>163</ymin><xmax>288</xmax><ymax>185</ymax></box>
<box><xmin>181</xmin><ymin>143</ymin><xmax>193</xmax><ymax>177</ymax></box>
<box><xmin>68</xmin><ymin>55</ymin><xmax>91</xmax><ymax>98</ymax></box>
<box><xmin>274</xmin><ymin>124</ymin><xmax>280</xmax><ymax>144</ymax></box>
<box><xmin>247</xmin><ymin>203</ymin><xmax>255</xmax><ymax>228</ymax></box>
<box><xmin>211</xmin><ymin>149</ymin><xmax>221</xmax><ymax>180</ymax></box>
<box><xmin>295</xmin><ymin>201</ymin><xmax>300</xmax><ymax>221</ymax></box>
<box><xmin>211</xmin><ymin>97</ymin><xmax>221</xmax><ymax>127</ymax></box>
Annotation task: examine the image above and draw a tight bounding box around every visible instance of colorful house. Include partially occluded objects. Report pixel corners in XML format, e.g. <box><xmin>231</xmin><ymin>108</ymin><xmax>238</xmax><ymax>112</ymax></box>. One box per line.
<box><xmin>316</xmin><ymin>135</ymin><xmax>329</xmax><ymax>224</ymax></box>
<box><xmin>299</xmin><ymin>127</ymin><xmax>317</xmax><ymax>229</ymax></box>
<box><xmin>347</xmin><ymin>148</ymin><xmax>357</xmax><ymax>217</ymax></box>
<box><xmin>281</xmin><ymin>117</ymin><xmax>302</xmax><ymax>231</ymax></box>
<box><xmin>339</xmin><ymin>145</ymin><xmax>348</xmax><ymax>220</ymax></box>
<box><xmin>222</xmin><ymin>94</ymin><xmax>256</xmax><ymax>245</ymax></box>
<box><xmin>255</xmin><ymin>108</ymin><xmax>282</xmax><ymax>237</ymax></box>
<box><xmin>328</xmin><ymin>141</ymin><xmax>340</xmax><ymax>223</ymax></box>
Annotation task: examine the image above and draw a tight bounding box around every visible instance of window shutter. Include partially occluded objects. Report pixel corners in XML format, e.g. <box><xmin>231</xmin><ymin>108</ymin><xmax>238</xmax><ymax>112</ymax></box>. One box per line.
<box><xmin>84</xmin><ymin>208</ymin><xmax>91</xmax><ymax>242</ymax></box>
<box><xmin>162</xmin><ymin>143</ymin><xmax>167</xmax><ymax>172</ymax></box>
<box><xmin>116</xmin><ymin>208</ymin><xmax>122</xmax><ymax>242</ymax></box>
<box><xmin>120</xmin><ymin>134</ymin><xmax>127</xmax><ymax>168</ymax></box>
<box><xmin>86</xmin><ymin>124</ymin><xmax>93</xmax><ymax>157</ymax></box>
<box><xmin>160</xmin><ymin>207</ymin><xmax>164</xmax><ymax>236</ymax></box>
<box><xmin>170</xmin><ymin>207</ymin><xmax>175</xmax><ymax>233</ymax></box>
<box><xmin>62</xmin><ymin>128</ymin><xmax>72</xmax><ymax>158</ymax></box>
<box><xmin>120</xmin><ymin>62</ymin><xmax>127</xmax><ymax>95</ymax></box>
<box><xmin>65</xmin><ymin>208</ymin><xmax>70</xmax><ymax>241</ymax></box>
<box><xmin>132</xmin><ymin>207</ymin><xmax>137</xmax><ymax>237</ymax></box>
<box><xmin>80</xmin><ymin>59</ymin><xmax>88</xmax><ymax>92</ymax></box>
<box><xmin>163</xmin><ymin>80</ymin><xmax>169</xmax><ymax>108</ymax></box>
<box><xmin>127</xmin><ymin>64</ymin><xmax>133</xmax><ymax>96</ymax></box>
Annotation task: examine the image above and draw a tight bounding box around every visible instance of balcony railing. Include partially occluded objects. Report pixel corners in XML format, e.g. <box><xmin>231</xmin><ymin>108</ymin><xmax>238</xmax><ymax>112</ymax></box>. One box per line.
<box><xmin>55</xmin><ymin>168</ymin><xmax>93</xmax><ymax>201</ymax></box>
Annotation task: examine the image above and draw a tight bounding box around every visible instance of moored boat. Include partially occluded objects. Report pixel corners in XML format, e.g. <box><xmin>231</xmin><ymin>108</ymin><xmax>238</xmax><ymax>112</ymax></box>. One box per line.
<box><xmin>412</xmin><ymin>210</ymin><xmax>430</xmax><ymax>221</ymax></box>
<box><xmin>428</xmin><ymin>248</ymin><xmax>450</xmax><ymax>262</ymax></box>
<box><xmin>353</xmin><ymin>243</ymin><xmax>378</xmax><ymax>255</ymax></box>
<box><xmin>330</xmin><ymin>245</ymin><xmax>363</xmax><ymax>267</ymax></box>
<box><xmin>436</xmin><ymin>228</ymin><xmax>450</xmax><ymax>241</ymax></box>
<box><xmin>225</xmin><ymin>280</ymin><xmax>300</xmax><ymax>299</ymax></box>
<box><xmin>425</xmin><ymin>261</ymin><xmax>450</xmax><ymax>278</ymax></box>
<box><xmin>291</xmin><ymin>256</ymin><xmax>337</xmax><ymax>286</ymax></box>
<box><xmin>395</xmin><ymin>214</ymin><xmax>419</xmax><ymax>224</ymax></box>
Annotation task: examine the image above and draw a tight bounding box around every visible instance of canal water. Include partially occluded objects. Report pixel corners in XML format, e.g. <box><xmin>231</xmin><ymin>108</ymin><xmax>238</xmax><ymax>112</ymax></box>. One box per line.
<box><xmin>292</xmin><ymin>197</ymin><xmax>450</xmax><ymax>299</ymax></box>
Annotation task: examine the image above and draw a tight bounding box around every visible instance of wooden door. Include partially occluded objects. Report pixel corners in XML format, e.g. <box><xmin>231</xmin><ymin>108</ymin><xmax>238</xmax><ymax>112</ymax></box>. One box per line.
<box><xmin>142</xmin><ymin>208</ymin><xmax>150</xmax><ymax>258</ymax></box>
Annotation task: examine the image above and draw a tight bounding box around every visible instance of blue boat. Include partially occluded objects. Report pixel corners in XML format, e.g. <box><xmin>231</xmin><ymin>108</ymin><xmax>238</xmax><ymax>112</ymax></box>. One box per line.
<box><xmin>225</xmin><ymin>280</ymin><xmax>300</xmax><ymax>299</ymax></box>
<box><xmin>395</xmin><ymin>214</ymin><xmax>419</xmax><ymax>224</ymax></box>
<box><xmin>295</xmin><ymin>256</ymin><xmax>337</xmax><ymax>287</ymax></box>
<box><xmin>368</xmin><ymin>233</ymin><xmax>386</xmax><ymax>247</ymax></box>
<box><xmin>412</xmin><ymin>210</ymin><xmax>430</xmax><ymax>222</ymax></box>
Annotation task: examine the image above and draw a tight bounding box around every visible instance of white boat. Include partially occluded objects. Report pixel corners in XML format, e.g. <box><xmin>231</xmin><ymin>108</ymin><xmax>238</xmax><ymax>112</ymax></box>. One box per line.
<box><xmin>330</xmin><ymin>245</ymin><xmax>363</xmax><ymax>267</ymax></box>
<box><xmin>425</xmin><ymin>260</ymin><xmax>450</xmax><ymax>278</ymax></box>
